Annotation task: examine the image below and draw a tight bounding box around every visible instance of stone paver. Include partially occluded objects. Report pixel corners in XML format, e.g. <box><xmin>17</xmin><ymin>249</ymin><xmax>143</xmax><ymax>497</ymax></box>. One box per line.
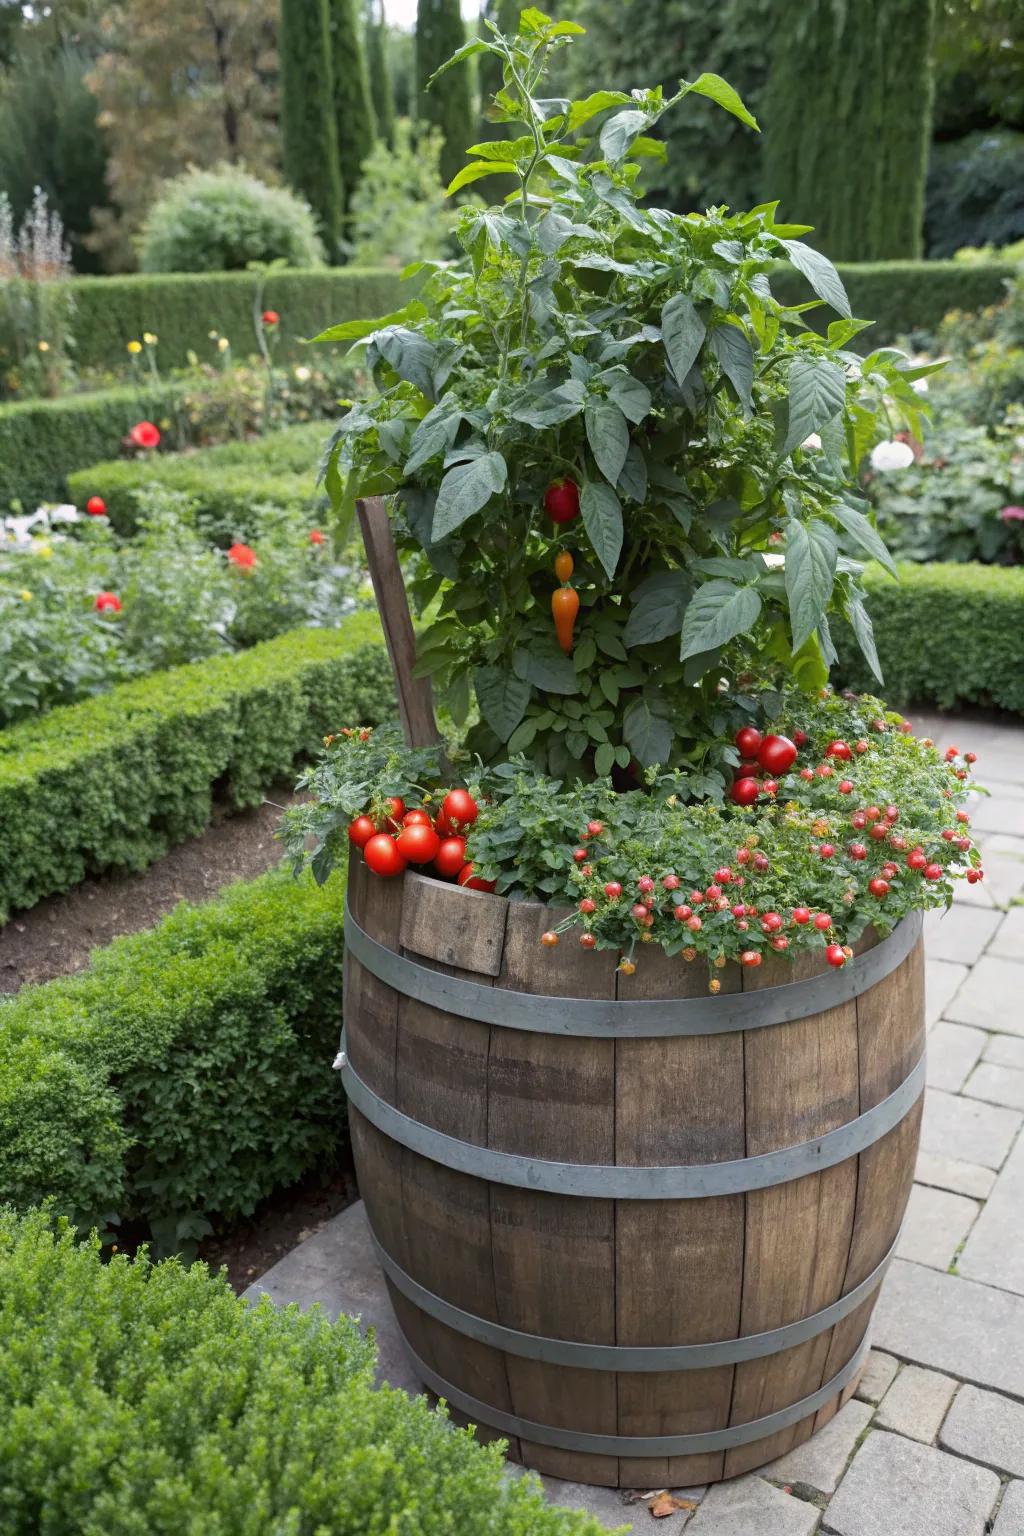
<box><xmin>896</xmin><ymin>1183</ymin><xmax>979</xmax><ymax>1270</ymax></box>
<box><xmin>952</xmin><ymin>874</ymin><xmax>997</xmax><ymax>909</ymax></box>
<box><xmin>763</xmin><ymin>1399</ymin><xmax>872</xmax><ymax>1495</ymax></box>
<box><xmin>920</xmin><ymin>1088</ymin><xmax>1022</xmax><ymax>1169</ymax></box>
<box><xmin>959</xmin><ymin>1128</ymin><xmax>1024</xmax><ymax>1293</ymax></box>
<box><xmin>972</xmin><ymin>794</ymin><xmax>1024</xmax><ymax>838</ymax></box>
<box><xmin>926</xmin><ymin>959</ymin><xmax>969</xmax><ymax>1027</ymax></box>
<box><xmin>532</xmin><ymin>1477</ymin><xmax>697</xmax><ymax>1534</ymax></box>
<box><xmin>925</xmin><ymin>906</ymin><xmax>1002</xmax><ymax>966</ymax></box>
<box><xmin>940</xmin><ymin>1384</ymin><xmax>1024</xmax><ymax>1478</ymax></box>
<box><xmin>975</xmin><ymin>836</ymin><xmax>1024</xmax><ymax>908</ymax></box>
<box><xmin>963</xmin><ymin>1062</ymin><xmax>1024</xmax><ymax>1111</ymax></box>
<box><xmin>986</xmin><ymin>1033</ymin><xmax>1024</xmax><ymax>1070</ymax></box>
<box><xmin>914</xmin><ymin>1150</ymin><xmax>996</xmax><ymax>1201</ymax></box>
<box><xmin>822</xmin><ymin>1430</ymin><xmax>999</xmax><ymax>1536</ymax></box>
<box><xmin>874</xmin><ymin>1366</ymin><xmax>957</xmax><ymax>1444</ymax></box>
<box><xmin>873</xmin><ymin>1259</ymin><xmax>1024</xmax><ymax>1395</ymax></box>
<box><xmin>990</xmin><ymin>906</ymin><xmax>1024</xmax><ymax>961</ymax></box>
<box><xmin>853</xmin><ymin>1350</ymin><xmax>899</xmax><ymax>1405</ymax></box>
<box><xmin>686</xmin><ymin>1477</ymin><xmax>818</xmax><ymax>1536</ymax></box>
<box><xmin>944</xmin><ymin>957</ymin><xmax>1024</xmax><ymax>1034</ymax></box>
<box><xmin>926</xmin><ymin>1022</ymin><xmax>987</xmax><ymax>1092</ymax></box>
<box><xmin>993</xmin><ymin>1480</ymin><xmax>1024</xmax><ymax>1536</ymax></box>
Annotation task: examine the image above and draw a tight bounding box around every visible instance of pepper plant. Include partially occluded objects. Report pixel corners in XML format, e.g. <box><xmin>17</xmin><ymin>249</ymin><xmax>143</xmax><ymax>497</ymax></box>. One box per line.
<box><xmin>317</xmin><ymin>7</ymin><xmax>937</xmax><ymax>786</ymax></box>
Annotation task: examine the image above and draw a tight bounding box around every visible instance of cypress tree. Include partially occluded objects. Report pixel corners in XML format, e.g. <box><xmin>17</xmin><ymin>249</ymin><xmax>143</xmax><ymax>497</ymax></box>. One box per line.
<box><xmin>415</xmin><ymin>0</ymin><xmax>474</xmax><ymax>191</ymax></box>
<box><xmin>763</xmin><ymin>0</ymin><xmax>936</xmax><ymax>260</ymax></box>
<box><xmin>280</xmin><ymin>0</ymin><xmax>343</xmax><ymax>258</ymax></box>
<box><xmin>364</xmin><ymin>0</ymin><xmax>396</xmax><ymax>150</ymax></box>
<box><xmin>330</xmin><ymin>0</ymin><xmax>377</xmax><ymax>221</ymax></box>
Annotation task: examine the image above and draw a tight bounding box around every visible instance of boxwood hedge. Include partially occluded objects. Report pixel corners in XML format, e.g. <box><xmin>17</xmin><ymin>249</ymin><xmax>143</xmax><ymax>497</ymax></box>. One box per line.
<box><xmin>771</xmin><ymin>258</ymin><xmax>1015</xmax><ymax>343</ymax></box>
<box><xmin>0</xmin><ymin>1210</ymin><xmax>609</xmax><ymax>1534</ymax></box>
<box><xmin>0</xmin><ymin>613</ymin><xmax>391</xmax><ymax>922</ymax></box>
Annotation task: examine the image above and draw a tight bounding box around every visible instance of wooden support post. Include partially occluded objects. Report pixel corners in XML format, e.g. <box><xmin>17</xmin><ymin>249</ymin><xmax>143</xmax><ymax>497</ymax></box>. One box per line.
<box><xmin>357</xmin><ymin>496</ymin><xmax>440</xmax><ymax>750</ymax></box>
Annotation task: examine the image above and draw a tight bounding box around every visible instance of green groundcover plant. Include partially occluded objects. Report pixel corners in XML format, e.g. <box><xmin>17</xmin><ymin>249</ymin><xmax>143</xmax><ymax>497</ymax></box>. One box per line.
<box><xmin>0</xmin><ymin>1209</ymin><xmax>612</xmax><ymax>1536</ymax></box>
<box><xmin>288</xmin><ymin>9</ymin><xmax>981</xmax><ymax>982</ymax></box>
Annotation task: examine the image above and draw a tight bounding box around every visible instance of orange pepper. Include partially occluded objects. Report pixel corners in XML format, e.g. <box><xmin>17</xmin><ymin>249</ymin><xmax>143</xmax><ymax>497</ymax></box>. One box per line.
<box><xmin>552</xmin><ymin>585</ymin><xmax>580</xmax><ymax>654</ymax></box>
<box><xmin>554</xmin><ymin>550</ymin><xmax>573</xmax><ymax>584</ymax></box>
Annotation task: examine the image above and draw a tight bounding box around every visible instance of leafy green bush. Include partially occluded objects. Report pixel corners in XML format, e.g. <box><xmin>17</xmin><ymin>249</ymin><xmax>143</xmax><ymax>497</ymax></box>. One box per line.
<box><xmin>139</xmin><ymin>165</ymin><xmax>326</xmax><ymax>274</ymax></box>
<box><xmin>925</xmin><ymin>130</ymin><xmax>1024</xmax><ymax>259</ymax></box>
<box><xmin>0</xmin><ymin>492</ymin><xmax>364</xmax><ymax>726</ymax></box>
<box><xmin>0</xmin><ymin>1211</ymin><xmax>608</xmax><ymax>1535</ymax></box>
<box><xmin>0</xmin><ymin>613</ymin><xmax>391</xmax><ymax>921</ymax></box>
<box><xmin>835</xmin><ymin>561</ymin><xmax>1024</xmax><ymax>713</ymax></box>
<box><xmin>67</xmin><ymin>422</ymin><xmax>331</xmax><ymax>541</ymax></box>
<box><xmin>0</xmin><ymin>865</ymin><xmax>348</xmax><ymax>1244</ymax></box>
<box><xmin>350</xmin><ymin>120</ymin><xmax>455</xmax><ymax>269</ymax></box>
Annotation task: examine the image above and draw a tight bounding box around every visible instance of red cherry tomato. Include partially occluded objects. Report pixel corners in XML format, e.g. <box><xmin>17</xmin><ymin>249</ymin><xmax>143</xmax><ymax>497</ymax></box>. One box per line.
<box><xmin>735</xmin><ymin>725</ymin><xmax>762</xmax><ymax>758</ymax></box>
<box><xmin>734</xmin><ymin>759</ymin><xmax>761</xmax><ymax>781</ymax></box>
<box><xmin>363</xmin><ymin>833</ymin><xmax>407</xmax><ymax>878</ymax></box>
<box><xmin>757</xmin><ymin>733</ymin><xmax>797</xmax><ymax>775</ymax></box>
<box><xmin>826</xmin><ymin>739</ymin><xmax>852</xmax><ymax>761</ymax></box>
<box><xmin>825</xmin><ymin>943</ymin><xmax>847</xmax><ymax>968</ymax></box>
<box><xmin>543</xmin><ymin>478</ymin><xmax>580</xmax><ymax>523</ymax></box>
<box><xmin>442</xmin><ymin>787</ymin><xmax>479</xmax><ymax>828</ymax></box>
<box><xmin>402</xmin><ymin>808</ymin><xmax>433</xmax><ymax>828</ymax></box>
<box><xmin>434</xmin><ymin>836</ymin><xmax>467</xmax><ymax>879</ymax></box>
<box><xmin>395</xmin><ymin>823</ymin><xmax>441</xmax><ymax>864</ymax></box>
<box><xmin>384</xmin><ymin>796</ymin><xmax>405</xmax><ymax>831</ymax></box>
<box><xmin>458</xmin><ymin>862</ymin><xmax>496</xmax><ymax>892</ymax></box>
<box><xmin>730</xmin><ymin>777</ymin><xmax>760</xmax><ymax>807</ymax></box>
<box><xmin>348</xmin><ymin>815</ymin><xmax>376</xmax><ymax>848</ymax></box>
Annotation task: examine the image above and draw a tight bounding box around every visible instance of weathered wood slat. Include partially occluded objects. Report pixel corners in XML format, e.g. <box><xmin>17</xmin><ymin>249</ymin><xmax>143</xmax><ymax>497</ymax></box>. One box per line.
<box><xmin>356</xmin><ymin>496</ymin><xmax>439</xmax><ymax>749</ymax></box>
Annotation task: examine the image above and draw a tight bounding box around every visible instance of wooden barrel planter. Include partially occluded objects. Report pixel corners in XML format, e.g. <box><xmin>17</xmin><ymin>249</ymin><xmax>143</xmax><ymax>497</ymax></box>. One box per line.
<box><xmin>341</xmin><ymin>847</ymin><xmax>925</xmax><ymax>1488</ymax></box>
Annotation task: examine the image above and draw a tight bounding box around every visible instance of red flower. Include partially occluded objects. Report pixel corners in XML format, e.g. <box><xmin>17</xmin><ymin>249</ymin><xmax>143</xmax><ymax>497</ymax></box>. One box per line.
<box><xmin>94</xmin><ymin>591</ymin><xmax>122</xmax><ymax>614</ymax></box>
<box><xmin>129</xmin><ymin>420</ymin><xmax>161</xmax><ymax>449</ymax></box>
<box><xmin>227</xmin><ymin>542</ymin><xmax>257</xmax><ymax>569</ymax></box>
<box><xmin>262</xmin><ymin>310</ymin><xmax>279</xmax><ymax>326</ymax></box>
<box><xmin>86</xmin><ymin>496</ymin><xmax>107</xmax><ymax>516</ymax></box>
<box><xmin>309</xmin><ymin>528</ymin><xmax>325</xmax><ymax>545</ymax></box>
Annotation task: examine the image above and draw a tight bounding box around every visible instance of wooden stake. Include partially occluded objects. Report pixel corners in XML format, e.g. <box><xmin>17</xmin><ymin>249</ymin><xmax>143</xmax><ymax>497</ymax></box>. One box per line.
<box><xmin>357</xmin><ymin>496</ymin><xmax>440</xmax><ymax>749</ymax></box>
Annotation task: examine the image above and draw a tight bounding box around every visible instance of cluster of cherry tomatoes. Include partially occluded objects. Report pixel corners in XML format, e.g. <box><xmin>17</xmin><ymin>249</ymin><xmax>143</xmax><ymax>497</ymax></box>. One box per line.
<box><xmin>348</xmin><ymin>786</ymin><xmax>495</xmax><ymax>890</ymax></box>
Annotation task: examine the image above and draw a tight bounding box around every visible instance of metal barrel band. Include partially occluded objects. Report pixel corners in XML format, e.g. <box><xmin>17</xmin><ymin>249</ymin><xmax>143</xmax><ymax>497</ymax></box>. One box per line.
<box><xmin>369</xmin><ymin>1220</ymin><xmax>899</xmax><ymax>1371</ymax></box>
<box><xmin>401</xmin><ymin>1331</ymin><xmax>870</xmax><ymax>1456</ymax></box>
<box><xmin>340</xmin><ymin>1041</ymin><xmax>925</xmax><ymax>1199</ymax></box>
<box><xmin>343</xmin><ymin>903</ymin><xmax>921</xmax><ymax>1040</ymax></box>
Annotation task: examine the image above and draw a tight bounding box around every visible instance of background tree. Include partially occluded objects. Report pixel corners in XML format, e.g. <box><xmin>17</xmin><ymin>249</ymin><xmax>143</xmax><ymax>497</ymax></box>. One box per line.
<box><xmin>762</xmin><ymin>0</ymin><xmax>937</xmax><ymax>260</ymax></box>
<box><xmin>387</xmin><ymin>24</ymin><xmax>416</xmax><ymax>118</ymax></box>
<box><xmin>280</xmin><ymin>0</ymin><xmax>343</xmax><ymax>260</ymax></box>
<box><xmin>415</xmin><ymin>0</ymin><xmax>473</xmax><ymax>190</ymax></box>
<box><xmin>364</xmin><ymin>0</ymin><xmax>396</xmax><ymax>149</ymax></box>
<box><xmin>476</xmin><ymin>0</ymin><xmax>518</xmax><ymax>137</ymax></box>
<box><xmin>330</xmin><ymin>0</ymin><xmax>376</xmax><ymax>225</ymax></box>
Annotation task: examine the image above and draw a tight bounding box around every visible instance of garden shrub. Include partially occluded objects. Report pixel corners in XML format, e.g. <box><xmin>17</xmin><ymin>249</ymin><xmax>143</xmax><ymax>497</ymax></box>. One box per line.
<box><xmin>349</xmin><ymin>120</ymin><xmax>455</xmax><ymax>269</ymax></box>
<box><xmin>0</xmin><ymin>865</ymin><xmax>348</xmax><ymax>1245</ymax></box>
<box><xmin>67</xmin><ymin>421</ymin><xmax>330</xmax><ymax>541</ymax></box>
<box><xmin>925</xmin><ymin>130</ymin><xmax>1024</xmax><ymax>259</ymax></box>
<box><xmin>139</xmin><ymin>165</ymin><xmax>326</xmax><ymax>273</ymax></box>
<box><xmin>0</xmin><ymin>1211</ymin><xmax>607</xmax><ymax>1536</ymax></box>
<box><xmin>0</xmin><ymin>613</ymin><xmax>392</xmax><ymax>920</ymax></box>
<box><xmin>834</xmin><ymin>561</ymin><xmax>1024</xmax><ymax>714</ymax></box>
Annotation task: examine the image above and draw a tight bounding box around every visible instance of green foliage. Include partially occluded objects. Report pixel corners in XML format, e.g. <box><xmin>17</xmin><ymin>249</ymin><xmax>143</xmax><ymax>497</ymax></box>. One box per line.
<box><xmin>280</xmin><ymin>0</ymin><xmax>344</xmax><ymax>257</ymax></box>
<box><xmin>364</xmin><ymin>0</ymin><xmax>396</xmax><ymax>149</ymax></box>
<box><xmin>835</xmin><ymin>561</ymin><xmax>1024</xmax><ymax>714</ymax></box>
<box><xmin>330</xmin><ymin>0</ymin><xmax>377</xmax><ymax>220</ymax></box>
<box><xmin>349</xmin><ymin>119</ymin><xmax>455</xmax><ymax>269</ymax></box>
<box><xmin>139</xmin><ymin>166</ymin><xmax>326</xmax><ymax>274</ymax></box>
<box><xmin>0</xmin><ymin>187</ymin><xmax>77</xmax><ymax>401</ymax></box>
<box><xmin>763</xmin><ymin>0</ymin><xmax>936</xmax><ymax>260</ymax></box>
<box><xmin>932</xmin><ymin>0</ymin><xmax>1024</xmax><ymax>137</ymax></box>
<box><xmin>0</xmin><ymin>492</ymin><xmax>365</xmax><ymax>726</ymax></box>
<box><xmin>67</xmin><ymin>422</ymin><xmax>331</xmax><ymax>541</ymax></box>
<box><xmin>0</xmin><ymin>866</ymin><xmax>348</xmax><ymax>1242</ymax></box>
<box><xmin>416</xmin><ymin>0</ymin><xmax>474</xmax><ymax>190</ymax></box>
<box><xmin>322</xmin><ymin>14</ymin><xmax>921</xmax><ymax>782</ymax></box>
<box><xmin>925</xmin><ymin>130</ymin><xmax>1024</xmax><ymax>257</ymax></box>
<box><xmin>0</xmin><ymin>1211</ymin><xmax>610</xmax><ymax>1536</ymax></box>
<box><xmin>768</xmin><ymin>259</ymin><xmax>1017</xmax><ymax>345</ymax></box>
<box><xmin>0</xmin><ymin>613</ymin><xmax>392</xmax><ymax>921</ymax></box>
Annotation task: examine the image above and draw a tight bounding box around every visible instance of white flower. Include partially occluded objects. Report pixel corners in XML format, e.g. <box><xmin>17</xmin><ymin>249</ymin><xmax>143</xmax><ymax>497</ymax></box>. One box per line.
<box><xmin>801</xmin><ymin>433</ymin><xmax>822</xmax><ymax>451</ymax></box>
<box><xmin>293</xmin><ymin>365</ymin><xmax>311</xmax><ymax>382</ymax></box>
<box><xmin>846</xmin><ymin>360</ymin><xmax>863</xmax><ymax>380</ymax></box>
<box><xmin>870</xmin><ymin>439</ymin><xmax>915</xmax><ymax>472</ymax></box>
<box><xmin>911</xmin><ymin>377</ymin><xmax>929</xmax><ymax>395</ymax></box>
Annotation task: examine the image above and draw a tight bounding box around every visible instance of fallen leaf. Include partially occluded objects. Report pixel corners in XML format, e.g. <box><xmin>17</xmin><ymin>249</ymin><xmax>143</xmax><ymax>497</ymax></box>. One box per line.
<box><xmin>650</xmin><ymin>1493</ymin><xmax>697</xmax><ymax>1518</ymax></box>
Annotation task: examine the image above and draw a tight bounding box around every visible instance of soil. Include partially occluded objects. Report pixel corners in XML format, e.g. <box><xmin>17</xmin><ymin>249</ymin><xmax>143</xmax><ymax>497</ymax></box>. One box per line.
<box><xmin>199</xmin><ymin>1161</ymin><xmax>359</xmax><ymax>1294</ymax></box>
<box><xmin>0</xmin><ymin>783</ymin><xmax>299</xmax><ymax>994</ymax></box>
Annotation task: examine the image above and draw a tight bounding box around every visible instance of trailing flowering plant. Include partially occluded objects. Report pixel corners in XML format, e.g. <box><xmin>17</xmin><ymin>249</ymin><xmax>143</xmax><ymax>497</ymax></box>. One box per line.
<box><xmin>315</xmin><ymin>8</ymin><xmax>938</xmax><ymax>785</ymax></box>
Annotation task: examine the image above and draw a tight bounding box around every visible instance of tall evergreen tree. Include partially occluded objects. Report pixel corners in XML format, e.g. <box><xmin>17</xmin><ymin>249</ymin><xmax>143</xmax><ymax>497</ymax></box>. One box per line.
<box><xmin>415</xmin><ymin>0</ymin><xmax>473</xmax><ymax>190</ymax></box>
<box><xmin>280</xmin><ymin>0</ymin><xmax>343</xmax><ymax>258</ymax></box>
<box><xmin>763</xmin><ymin>0</ymin><xmax>936</xmax><ymax>260</ymax></box>
<box><xmin>330</xmin><ymin>0</ymin><xmax>376</xmax><ymax>221</ymax></box>
<box><xmin>364</xmin><ymin>0</ymin><xmax>396</xmax><ymax>149</ymax></box>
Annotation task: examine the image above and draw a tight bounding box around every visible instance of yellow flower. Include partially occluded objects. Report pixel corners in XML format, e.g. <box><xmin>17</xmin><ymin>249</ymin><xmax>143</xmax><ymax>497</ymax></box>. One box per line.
<box><xmin>186</xmin><ymin>349</ymin><xmax>199</xmax><ymax>367</ymax></box>
<box><xmin>18</xmin><ymin>589</ymin><xmax>32</xmax><ymax>601</ymax></box>
<box><xmin>143</xmin><ymin>332</ymin><xmax>157</xmax><ymax>345</ymax></box>
<box><xmin>37</xmin><ymin>340</ymin><xmax>50</xmax><ymax>353</ymax></box>
<box><xmin>32</xmin><ymin>538</ymin><xmax>53</xmax><ymax>559</ymax></box>
<box><xmin>127</xmin><ymin>340</ymin><xmax>142</xmax><ymax>355</ymax></box>
<box><xmin>217</xmin><ymin>337</ymin><xmax>230</xmax><ymax>352</ymax></box>
<box><xmin>208</xmin><ymin>329</ymin><xmax>219</xmax><ymax>340</ymax></box>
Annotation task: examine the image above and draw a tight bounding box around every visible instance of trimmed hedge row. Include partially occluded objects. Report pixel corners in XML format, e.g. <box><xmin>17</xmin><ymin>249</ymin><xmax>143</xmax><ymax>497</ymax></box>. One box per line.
<box><xmin>0</xmin><ymin>612</ymin><xmax>391</xmax><ymax>922</ymax></box>
<box><xmin>0</xmin><ymin>1211</ymin><xmax>605</xmax><ymax>1536</ymax></box>
<box><xmin>772</xmin><ymin>258</ymin><xmax>1015</xmax><ymax>341</ymax></box>
<box><xmin>65</xmin><ymin>266</ymin><xmax>405</xmax><ymax>371</ymax></box>
<box><xmin>835</xmin><ymin>561</ymin><xmax>1024</xmax><ymax>714</ymax></box>
<box><xmin>67</xmin><ymin>420</ymin><xmax>328</xmax><ymax>540</ymax></box>
<box><xmin>0</xmin><ymin>380</ymin><xmax>187</xmax><ymax>509</ymax></box>
<box><xmin>0</xmin><ymin>865</ymin><xmax>348</xmax><ymax>1247</ymax></box>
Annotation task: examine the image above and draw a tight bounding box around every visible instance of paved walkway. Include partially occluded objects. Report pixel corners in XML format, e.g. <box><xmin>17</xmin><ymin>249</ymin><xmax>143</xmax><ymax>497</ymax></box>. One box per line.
<box><xmin>249</xmin><ymin>708</ymin><xmax>1024</xmax><ymax>1535</ymax></box>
